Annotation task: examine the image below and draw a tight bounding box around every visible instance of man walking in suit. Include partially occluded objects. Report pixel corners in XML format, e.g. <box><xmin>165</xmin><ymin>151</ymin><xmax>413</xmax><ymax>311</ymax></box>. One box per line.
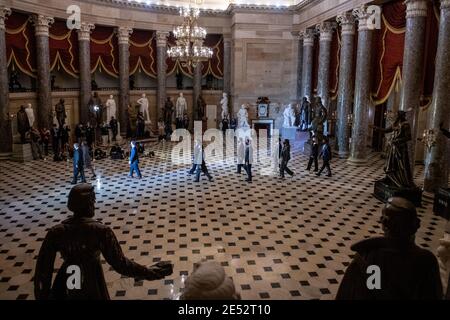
<box><xmin>237</xmin><ymin>138</ymin><xmax>245</xmax><ymax>174</ymax></box>
<box><xmin>71</xmin><ymin>143</ymin><xmax>86</xmax><ymax>184</ymax></box>
<box><xmin>307</xmin><ymin>136</ymin><xmax>319</xmax><ymax>172</ymax></box>
<box><xmin>280</xmin><ymin>139</ymin><xmax>294</xmax><ymax>179</ymax></box>
<box><xmin>244</xmin><ymin>138</ymin><xmax>253</xmax><ymax>183</ymax></box>
<box><xmin>128</xmin><ymin>141</ymin><xmax>142</xmax><ymax>179</ymax></box>
<box><xmin>192</xmin><ymin>140</ymin><xmax>213</xmax><ymax>182</ymax></box>
<box><xmin>317</xmin><ymin>137</ymin><xmax>332</xmax><ymax>177</ymax></box>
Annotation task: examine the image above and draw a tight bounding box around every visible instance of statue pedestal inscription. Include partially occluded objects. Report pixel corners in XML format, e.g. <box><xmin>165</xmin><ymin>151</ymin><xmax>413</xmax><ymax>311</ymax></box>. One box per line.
<box><xmin>434</xmin><ymin>188</ymin><xmax>450</xmax><ymax>220</ymax></box>
<box><xmin>12</xmin><ymin>143</ymin><xmax>33</xmax><ymax>162</ymax></box>
<box><xmin>374</xmin><ymin>179</ymin><xmax>423</xmax><ymax>207</ymax></box>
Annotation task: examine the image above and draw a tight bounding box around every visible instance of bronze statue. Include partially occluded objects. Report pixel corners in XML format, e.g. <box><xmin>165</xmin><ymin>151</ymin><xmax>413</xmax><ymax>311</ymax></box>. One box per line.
<box><xmin>55</xmin><ymin>99</ymin><xmax>66</xmax><ymax>128</ymax></box>
<box><xmin>163</xmin><ymin>97</ymin><xmax>174</xmax><ymax>125</ymax></box>
<box><xmin>300</xmin><ymin>97</ymin><xmax>310</xmax><ymax>130</ymax></box>
<box><xmin>376</xmin><ymin>111</ymin><xmax>414</xmax><ymax>188</ymax></box>
<box><xmin>17</xmin><ymin>105</ymin><xmax>30</xmax><ymax>144</ymax></box>
<box><xmin>197</xmin><ymin>95</ymin><xmax>206</xmax><ymax>120</ymax></box>
<box><xmin>88</xmin><ymin>92</ymin><xmax>103</xmax><ymax>126</ymax></box>
<box><xmin>34</xmin><ymin>183</ymin><xmax>173</xmax><ymax>300</ymax></box>
<box><xmin>336</xmin><ymin>197</ymin><xmax>443</xmax><ymax>300</ymax></box>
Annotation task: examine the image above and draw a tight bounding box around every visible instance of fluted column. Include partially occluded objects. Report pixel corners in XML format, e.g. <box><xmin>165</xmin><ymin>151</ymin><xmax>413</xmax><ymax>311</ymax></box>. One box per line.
<box><xmin>292</xmin><ymin>32</ymin><xmax>303</xmax><ymax>101</ymax></box>
<box><xmin>117</xmin><ymin>26</ymin><xmax>133</xmax><ymax>136</ymax></box>
<box><xmin>336</xmin><ymin>12</ymin><xmax>356</xmax><ymax>158</ymax></box>
<box><xmin>156</xmin><ymin>31</ymin><xmax>168</xmax><ymax>128</ymax></box>
<box><xmin>400</xmin><ymin>0</ymin><xmax>429</xmax><ymax>175</ymax></box>
<box><xmin>223</xmin><ymin>34</ymin><xmax>232</xmax><ymax>96</ymax></box>
<box><xmin>77</xmin><ymin>22</ymin><xmax>95</xmax><ymax>124</ymax></box>
<box><xmin>0</xmin><ymin>7</ymin><xmax>11</xmax><ymax>159</ymax></box>
<box><xmin>301</xmin><ymin>29</ymin><xmax>316</xmax><ymax>100</ymax></box>
<box><xmin>348</xmin><ymin>6</ymin><xmax>374</xmax><ymax>165</ymax></box>
<box><xmin>30</xmin><ymin>15</ymin><xmax>54</xmax><ymax>130</ymax></box>
<box><xmin>193</xmin><ymin>62</ymin><xmax>202</xmax><ymax>126</ymax></box>
<box><xmin>424</xmin><ymin>0</ymin><xmax>450</xmax><ymax>192</ymax></box>
<box><xmin>316</xmin><ymin>22</ymin><xmax>335</xmax><ymax>108</ymax></box>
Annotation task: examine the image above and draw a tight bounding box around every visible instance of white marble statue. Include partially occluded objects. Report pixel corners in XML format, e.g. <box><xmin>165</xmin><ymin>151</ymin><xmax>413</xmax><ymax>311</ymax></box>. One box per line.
<box><xmin>176</xmin><ymin>92</ymin><xmax>187</xmax><ymax>119</ymax></box>
<box><xmin>105</xmin><ymin>95</ymin><xmax>117</xmax><ymax>121</ymax></box>
<box><xmin>237</xmin><ymin>104</ymin><xmax>249</xmax><ymax>128</ymax></box>
<box><xmin>220</xmin><ymin>93</ymin><xmax>229</xmax><ymax>120</ymax></box>
<box><xmin>283</xmin><ymin>104</ymin><xmax>296</xmax><ymax>128</ymax></box>
<box><xmin>137</xmin><ymin>93</ymin><xmax>150</xmax><ymax>123</ymax></box>
<box><xmin>25</xmin><ymin>103</ymin><xmax>35</xmax><ymax>128</ymax></box>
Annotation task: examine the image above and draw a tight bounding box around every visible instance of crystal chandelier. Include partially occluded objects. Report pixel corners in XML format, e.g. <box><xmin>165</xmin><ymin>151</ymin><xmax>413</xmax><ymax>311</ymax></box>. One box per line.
<box><xmin>167</xmin><ymin>4</ymin><xmax>213</xmax><ymax>67</ymax></box>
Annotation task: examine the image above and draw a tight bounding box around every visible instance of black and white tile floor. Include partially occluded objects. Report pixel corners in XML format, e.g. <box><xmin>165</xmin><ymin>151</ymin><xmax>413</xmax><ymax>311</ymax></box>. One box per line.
<box><xmin>0</xmin><ymin>137</ymin><xmax>446</xmax><ymax>300</ymax></box>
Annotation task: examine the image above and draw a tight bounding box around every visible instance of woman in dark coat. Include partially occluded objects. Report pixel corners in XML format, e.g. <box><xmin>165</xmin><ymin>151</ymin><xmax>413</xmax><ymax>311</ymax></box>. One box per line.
<box><xmin>34</xmin><ymin>184</ymin><xmax>173</xmax><ymax>300</ymax></box>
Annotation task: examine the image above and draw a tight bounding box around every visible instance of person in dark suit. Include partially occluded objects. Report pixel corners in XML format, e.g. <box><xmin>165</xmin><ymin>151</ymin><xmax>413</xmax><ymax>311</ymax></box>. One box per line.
<box><xmin>128</xmin><ymin>141</ymin><xmax>142</xmax><ymax>179</ymax></box>
<box><xmin>244</xmin><ymin>138</ymin><xmax>253</xmax><ymax>183</ymax></box>
<box><xmin>34</xmin><ymin>183</ymin><xmax>173</xmax><ymax>300</ymax></box>
<box><xmin>307</xmin><ymin>136</ymin><xmax>319</xmax><ymax>172</ymax></box>
<box><xmin>280</xmin><ymin>139</ymin><xmax>294</xmax><ymax>179</ymax></box>
<box><xmin>237</xmin><ymin>138</ymin><xmax>245</xmax><ymax>174</ymax></box>
<box><xmin>336</xmin><ymin>197</ymin><xmax>442</xmax><ymax>300</ymax></box>
<box><xmin>71</xmin><ymin>143</ymin><xmax>86</xmax><ymax>184</ymax></box>
<box><xmin>317</xmin><ymin>137</ymin><xmax>332</xmax><ymax>177</ymax></box>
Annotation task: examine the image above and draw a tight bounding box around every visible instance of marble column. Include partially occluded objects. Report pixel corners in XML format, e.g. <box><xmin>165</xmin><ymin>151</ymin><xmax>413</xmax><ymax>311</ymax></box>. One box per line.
<box><xmin>30</xmin><ymin>15</ymin><xmax>54</xmax><ymax>130</ymax></box>
<box><xmin>316</xmin><ymin>22</ymin><xmax>335</xmax><ymax>108</ymax></box>
<box><xmin>0</xmin><ymin>7</ymin><xmax>11</xmax><ymax>159</ymax></box>
<box><xmin>223</xmin><ymin>34</ymin><xmax>232</xmax><ymax>96</ymax></box>
<box><xmin>301</xmin><ymin>28</ymin><xmax>316</xmax><ymax>100</ymax></box>
<box><xmin>117</xmin><ymin>27</ymin><xmax>133</xmax><ymax>136</ymax></box>
<box><xmin>193</xmin><ymin>62</ymin><xmax>202</xmax><ymax>126</ymax></box>
<box><xmin>348</xmin><ymin>6</ymin><xmax>374</xmax><ymax>165</ymax></box>
<box><xmin>292</xmin><ymin>32</ymin><xmax>303</xmax><ymax>101</ymax></box>
<box><xmin>156</xmin><ymin>31</ymin><xmax>168</xmax><ymax>129</ymax></box>
<box><xmin>424</xmin><ymin>0</ymin><xmax>450</xmax><ymax>192</ymax></box>
<box><xmin>336</xmin><ymin>12</ymin><xmax>356</xmax><ymax>158</ymax></box>
<box><xmin>77</xmin><ymin>23</ymin><xmax>95</xmax><ymax>124</ymax></box>
<box><xmin>400</xmin><ymin>0</ymin><xmax>429</xmax><ymax>175</ymax></box>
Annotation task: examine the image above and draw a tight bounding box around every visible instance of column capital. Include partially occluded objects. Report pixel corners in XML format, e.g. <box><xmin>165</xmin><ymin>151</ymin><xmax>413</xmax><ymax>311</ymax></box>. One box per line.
<box><xmin>0</xmin><ymin>7</ymin><xmax>11</xmax><ymax>31</ymax></box>
<box><xmin>116</xmin><ymin>26</ymin><xmax>133</xmax><ymax>45</ymax></box>
<box><xmin>441</xmin><ymin>0</ymin><xmax>450</xmax><ymax>9</ymax></box>
<box><xmin>405</xmin><ymin>0</ymin><xmax>429</xmax><ymax>18</ymax></box>
<box><xmin>30</xmin><ymin>14</ymin><xmax>54</xmax><ymax>37</ymax></box>
<box><xmin>316</xmin><ymin>21</ymin><xmax>336</xmax><ymax>42</ymax></box>
<box><xmin>156</xmin><ymin>31</ymin><xmax>169</xmax><ymax>47</ymax></box>
<box><xmin>291</xmin><ymin>31</ymin><xmax>303</xmax><ymax>40</ymax></box>
<box><xmin>77</xmin><ymin>22</ymin><xmax>95</xmax><ymax>41</ymax></box>
<box><xmin>337</xmin><ymin>11</ymin><xmax>356</xmax><ymax>35</ymax></box>
<box><xmin>301</xmin><ymin>28</ymin><xmax>316</xmax><ymax>46</ymax></box>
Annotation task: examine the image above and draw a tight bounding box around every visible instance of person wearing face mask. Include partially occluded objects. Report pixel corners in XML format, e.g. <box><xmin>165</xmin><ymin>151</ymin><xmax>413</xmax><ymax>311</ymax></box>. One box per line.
<box><xmin>34</xmin><ymin>184</ymin><xmax>174</xmax><ymax>300</ymax></box>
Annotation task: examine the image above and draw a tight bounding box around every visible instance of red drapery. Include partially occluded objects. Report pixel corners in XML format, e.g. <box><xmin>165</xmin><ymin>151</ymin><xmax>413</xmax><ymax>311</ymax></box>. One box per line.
<box><xmin>90</xmin><ymin>26</ymin><xmax>119</xmax><ymax>77</ymax></box>
<box><xmin>329</xmin><ymin>28</ymin><xmax>341</xmax><ymax>100</ymax></box>
<box><xmin>5</xmin><ymin>11</ymin><xmax>36</xmax><ymax>77</ymax></box>
<box><xmin>371</xmin><ymin>0</ymin><xmax>406</xmax><ymax>105</ymax></box>
<box><xmin>129</xmin><ymin>29</ymin><xmax>156</xmax><ymax>78</ymax></box>
<box><xmin>49</xmin><ymin>19</ymin><xmax>79</xmax><ymax>78</ymax></box>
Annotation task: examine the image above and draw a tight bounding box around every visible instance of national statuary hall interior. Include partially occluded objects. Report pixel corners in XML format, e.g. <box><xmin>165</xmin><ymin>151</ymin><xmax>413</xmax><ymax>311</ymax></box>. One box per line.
<box><xmin>0</xmin><ymin>0</ymin><xmax>449</xmax><ymax>304</ymax></box>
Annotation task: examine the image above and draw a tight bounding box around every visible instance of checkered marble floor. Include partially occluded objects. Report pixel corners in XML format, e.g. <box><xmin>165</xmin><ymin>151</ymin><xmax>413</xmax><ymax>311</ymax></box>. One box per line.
<box><xmin>0</xmin><ymin>135</ymin><xmax>446</xmax><ymax>300</ymax></box>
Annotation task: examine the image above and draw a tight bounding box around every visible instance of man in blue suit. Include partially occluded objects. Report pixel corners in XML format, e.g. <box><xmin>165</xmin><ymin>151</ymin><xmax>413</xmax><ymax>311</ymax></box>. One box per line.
<box><xmin>71</xmin><ymin>143</ymin><xmax>86</xmax><ymax>184</ymax></box>
<box><xmin>316</xmin><ymin>137</ymin><xmax>332</xmax><ymax>177</ymax></box>
<box><xmin>128</xmin><ymin>141</ymin><xmax>142</xmax><ymax>179</ymax></box>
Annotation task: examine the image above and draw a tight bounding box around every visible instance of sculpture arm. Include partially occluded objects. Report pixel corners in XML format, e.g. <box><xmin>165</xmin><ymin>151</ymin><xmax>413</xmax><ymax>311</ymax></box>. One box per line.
<box><xmin>100</xmin><ymin>228</ymin><xmax>170</xmax><ymax>281</ymax></box>
<box><xmin>34</xmin><ymin>230</ymin><xmax>57</xmax><ymax>300</ymax></box>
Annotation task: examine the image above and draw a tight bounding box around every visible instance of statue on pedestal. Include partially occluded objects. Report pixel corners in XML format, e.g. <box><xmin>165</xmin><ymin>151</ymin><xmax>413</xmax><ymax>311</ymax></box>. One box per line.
<box><xmin>137</xmin><ymin>93</ymin><xmax>150</xmax><ymax>123</ymax></box>
<box><xmin>176</xmin><ymin>92</ymin><xmax>187</xmax><ymax>119</ymax></box>
<box><xmin>25</xmin><ymin>103</ymin><xmax>35</xmax><ymax>128</ymax></box>
<box><xmin>237</xmin><ymin>104</ymin><xmax>249</xmax><ymax>129</ymax></box>
<box><xmin>55</xmin><ymin>99</ymin><xmax>66</xmax><ymax>128</ymax></box>
<box><xmin>220</xmin><ymin>93</ymin><xmax>229</xmax><ymax>121</ymax></box>
<box><xmin>197</xmin><ymin>95</ymin><xmax>206</xmax><ymax>120</ymax></box>
<box><xmin>300</xmin><ymin>97</ymin><xmax>310</xmax><ymax>130</ymax></box>
<box><xmin>164</xmin><ymin>97</ymin><xmax>174</xmax><ymax>125</ymax></box>
<box><xmin>17</xmin><ymin>105</ymin><xmax>30</xmax><ymax>144</ymax></box>
<box><xmin>105</xmin><ymin>95</ymin><xmax>117</xmax><ymax>121</ymax></box>
<box><xmin>283</xmin><ymin>104</ymin><xmax>296</xmax><ymax>128</ymax></box>
<box><xmin>88</xmin><ymin>92</ymin><xmax>103</xmax><ymax>127</ymax></box>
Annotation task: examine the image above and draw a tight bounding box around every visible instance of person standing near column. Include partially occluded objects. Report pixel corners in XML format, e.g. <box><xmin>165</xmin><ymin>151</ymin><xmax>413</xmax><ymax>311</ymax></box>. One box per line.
<box><xmin>128</xmin><ymin>140</ymin><xmax>142</xmax><ymax>179</ymax></box>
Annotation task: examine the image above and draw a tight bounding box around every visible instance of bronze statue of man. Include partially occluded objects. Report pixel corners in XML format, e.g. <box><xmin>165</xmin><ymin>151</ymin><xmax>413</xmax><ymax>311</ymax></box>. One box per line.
<box><xmin>34</xmin><ymin>184</ymin><xmax>173</xmax><ymax>300</ymax></box>
<box><xmin>163</xmin><ymin>97</ymin><xmax>174</xmax><ymax>125</ymax></box>
<box><xmin>197</xmin><ymin>95</ymin><xmax>206</xmax><ymax>120</ymax></box>
<box><xmin>55</xmin><ymin>99</ymin><xmax>66</xmax><ymax>128</ymax></box>
<box><xmin>17</xmin><ymin>105</ymin><xmax>30</xmax><ymax>144</ymax></box>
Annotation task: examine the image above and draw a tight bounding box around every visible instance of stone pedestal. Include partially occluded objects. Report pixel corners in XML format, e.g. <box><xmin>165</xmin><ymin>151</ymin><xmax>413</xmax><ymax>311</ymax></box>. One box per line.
<box><xmin>373</xmin><ymin>179</ymin><xmax>422</xmax><ymax>207</ymax></box>
<box><xmin>281</xmin><ymin>127</ymin><xmax>297</xmax><ymax>140</ymax></box>
<box><xmin>12</xmin><ymin>143</ymin><xmax>33</xmax><ymax>162</ymax></box>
